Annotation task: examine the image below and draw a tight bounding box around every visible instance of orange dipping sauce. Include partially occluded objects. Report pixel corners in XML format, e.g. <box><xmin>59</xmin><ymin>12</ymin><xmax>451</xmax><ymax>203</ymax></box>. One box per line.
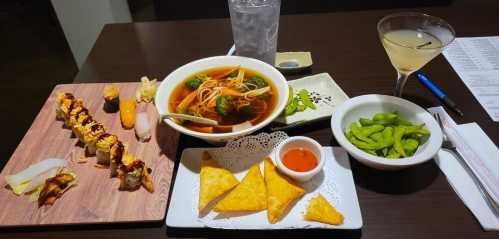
<box><xmin>282</xmin><ymin>148</ymin><xmax>318</xmax><ymax>172</ymax></box>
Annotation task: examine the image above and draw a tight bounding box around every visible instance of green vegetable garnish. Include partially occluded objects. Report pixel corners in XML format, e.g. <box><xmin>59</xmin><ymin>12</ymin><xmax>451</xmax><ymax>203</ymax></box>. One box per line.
<box><xmin>245</xmin><ymin>76</ymin><xmax>268</xmax><ymax>89</ymax></box>
<box><xmin>185</xmin><ymin>74</ymin><xmax>208</xmax><ymax>89</ymax></box>
<box><xmin>344</xmin><ymin>112</ymin><xmax>430</xmax><ymax>159</ymax></box>
<box><xmin>298</xmin><ymin>89</ymin><xmax>316</xmax><ymax>110</ymax></box>
<box><xmin>284</xmin><ymin>100</ymin><xmax>297</xmax><ymax>116</ymax></box>
<box><xmin>287</xmin><ymin>86</ymin><xmax>293</xmax><ymax>105</ymax></box>
<box><xmin>238</xmin><ymin>105</ymin><xmax>253</xmax><ymax>116</ymax></box>
<box><xmin>296</xmin><ymin>103</ymin><xmax>307</xmax><ymax>112</ymax></box>
<box><xmin>215</xmin><ymin>96</ymin><xmax>232</xmax><ymax>116</ymax></box>
<box><xmin>281</xmin><ymin>87</ymin><xmax>317</xmax><ymax>117</ymax></box>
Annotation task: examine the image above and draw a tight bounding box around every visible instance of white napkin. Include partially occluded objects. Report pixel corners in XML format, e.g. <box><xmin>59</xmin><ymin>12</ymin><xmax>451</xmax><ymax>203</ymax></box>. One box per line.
<box><xmin>429</xmin><ymin>107</ymin><xmax>499</xmax><ymax>230</ymax></box>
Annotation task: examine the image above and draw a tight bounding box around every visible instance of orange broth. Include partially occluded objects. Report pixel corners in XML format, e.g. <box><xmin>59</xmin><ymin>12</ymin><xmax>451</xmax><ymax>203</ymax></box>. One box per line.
<box><xmin>282</xmin><ymin>148</ymin><xmax>318</xmax><ymax>172</ymax></box>
<box><xmin>168</xmin><ymin>66</ymin><xmax>278</xmax><ymax>133</ymax></box>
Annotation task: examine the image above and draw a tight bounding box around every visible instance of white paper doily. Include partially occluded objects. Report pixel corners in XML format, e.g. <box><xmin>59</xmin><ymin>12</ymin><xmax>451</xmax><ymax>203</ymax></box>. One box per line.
<box><xmin>208</xmin><ymin>131</ymin><xmax>288</xmax><ymax>173</ymax></box>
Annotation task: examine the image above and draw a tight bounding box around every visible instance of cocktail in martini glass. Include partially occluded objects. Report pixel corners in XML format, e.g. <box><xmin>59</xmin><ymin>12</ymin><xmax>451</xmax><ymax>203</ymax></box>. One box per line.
<box><xmin>377</xmin><ymin>12</ymin><xmax>455</xmax><ymax>97</ymax></box>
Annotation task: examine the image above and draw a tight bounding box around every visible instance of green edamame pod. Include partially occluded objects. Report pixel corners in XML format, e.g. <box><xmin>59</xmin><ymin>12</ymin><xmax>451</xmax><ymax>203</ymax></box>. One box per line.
<box><xmin>382</xmin><ymin>147</ymin><xmax>389</xmax><ymax>156</ymax></box>
<box><xmin>345</xmin><ymin>131</ymin><xmax>354</xmax><ymax>140</ymax></box>
<box><xmin>360</xmin><ymin>124</ymin><xmax>385</xmax><ymax>136</ymax></box>
<box><xmin>404</xmin><ymin>125</ymin><xmax>430</xmax><ymax>135</ymax></box>
<box><xmin>363</xmin><ymin>149</ymin><xmax>377</xmax><ymax>155</ymax></box>
<box><xmin>402</xmin><ymin>138</ymin><xmax>419</xmax><ymax>156</ymax></box>
<box><xmin>351</xmin><ymin>123</ymin><xmax>375</xmax><ymax>143</ymax></box>
<box><xmin>298</xmin><ymin>89</ymin><xmax>316</xmax><ymax>110</ymax></box>
<box><xmin>393</xmin><ymin>126</ymin><xmax>406</xmax><ymax>157</ymax></box>
<box><xmin>369</xmin><ymin>132</ymin><xmax>383</xmax><ymax>142</ymax></box>
<box><xmin>387</xmin><ymin>147</ymin><xmax>401</xmax><ymax>159</ymax></box>
<box><xmin>348</xmin><ymin>135</ymin><xmax>379</xmax><ymax>150</ymax></box>
<box><xmin>359</xmin><ymin>118</ymin><xmax>374</xmax><ymax>126</ymax></box>
<box><xmin>376</xmin><ymin>126</ymin><xmax>394</xmax><ymax>148</ymax></box>
<box><xmin>373</xmin><ymin>113</ymin><xmax>387</xmax><ymax>121</ymax></box>
<box><xmin>397</xmin><ymin>115</ymin><xmax>413</xmax><ymax>126</ymax></box>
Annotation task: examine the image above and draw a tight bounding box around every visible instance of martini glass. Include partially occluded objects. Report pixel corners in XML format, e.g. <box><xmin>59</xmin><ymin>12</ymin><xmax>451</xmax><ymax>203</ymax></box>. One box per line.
<box><xmin>377</xmin><ymin>12</ymin><xmax>455</xmax><ymax>97</ymax></box>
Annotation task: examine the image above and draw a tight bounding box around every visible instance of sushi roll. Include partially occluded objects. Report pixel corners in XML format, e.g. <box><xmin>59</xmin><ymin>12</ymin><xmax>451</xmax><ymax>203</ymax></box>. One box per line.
<box><xmin>82</xmin><ymin>122</ymin><xmax>105</xmax><ymax>155</ymax></box>
<box><xmin>135</xmin><ymin>112</ymin><xmax>151</xmax><ymax>142</ymax></box>
<box><xmin>118</xmin><ymin>159</ymin><xmax>154</xmax><ymax>192</ymax></box>
<box><xmin>66</xmin><ymin>105</ymin><xmax>87</xmax><ymax>128</ymax></box>
<box><xmin>57</xmin><ymin>96</ymin><xmax>84</xmax><ymax>127</ymax></box>
<box><xmin>55</xmin><ymin>92</ymin><xmax>75</xmax><ymax>120</ymax></box>
<box><xmin>71</xmin><ymin>112</ymin><xmax>93</xmax><ymax>142</ymax></box>
<box><xmin>103</xmin><ymin>85</ymin><xmax>120</xmax><ymax>113</ymax></box>
<box><xmin>120</xmin><ymin>100</ymin><xmax>136</xmax><ymax>129</ymax></box>
<box><xmin>109</xmin><ymin>141</ymin><xmax>124</xmax><ymax>177</ymax></box>
<box><xmin>95</xmin><ymin>133</ymin><xmax>118</xmax><ymax>165</ymax></box>
<box><xmin>118</xmin><ymin>159</ymin><xmax>143</xmax><ymax>191</ymax></box>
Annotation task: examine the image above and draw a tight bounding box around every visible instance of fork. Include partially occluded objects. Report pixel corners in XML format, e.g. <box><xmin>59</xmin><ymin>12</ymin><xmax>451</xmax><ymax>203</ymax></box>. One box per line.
<box><xmin>432</xmin><ymin>112</ymin><xmax>499</xmax><ymax>216</ymax></box>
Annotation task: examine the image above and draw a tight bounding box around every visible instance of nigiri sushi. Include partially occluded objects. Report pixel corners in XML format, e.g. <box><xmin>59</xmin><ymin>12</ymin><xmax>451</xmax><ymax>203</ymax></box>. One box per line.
<box><xmin>120</xmin><ymin>100</ymin><xmax>136</xmax><ymax>129</ymax></box>
<box><xmin>135</xmin><ymin>112</ymin><xmax>151</xmax><ymax>142</ymax></box>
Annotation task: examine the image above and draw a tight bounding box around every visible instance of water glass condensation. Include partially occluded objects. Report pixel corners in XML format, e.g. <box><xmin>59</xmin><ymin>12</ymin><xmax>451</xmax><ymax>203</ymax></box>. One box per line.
<box><xmin>228</xmin><ymin>0</ymin><xmax>281</xmax><ymax>65</ymax></box>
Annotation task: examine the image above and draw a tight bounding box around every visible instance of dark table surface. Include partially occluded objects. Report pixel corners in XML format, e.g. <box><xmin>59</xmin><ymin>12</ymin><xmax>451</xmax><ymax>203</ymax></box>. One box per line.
<box><xmin>2</xmin><ymin>3</ymin><xmax>499</xmax><ymax>239</ymax></box>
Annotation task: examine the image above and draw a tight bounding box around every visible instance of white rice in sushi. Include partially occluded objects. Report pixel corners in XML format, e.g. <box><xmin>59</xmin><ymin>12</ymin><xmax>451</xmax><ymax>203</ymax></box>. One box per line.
<box><xmin>135</xmin><ymin>112</ymin><xmax>151</xmax><ymax>142</ymax></box>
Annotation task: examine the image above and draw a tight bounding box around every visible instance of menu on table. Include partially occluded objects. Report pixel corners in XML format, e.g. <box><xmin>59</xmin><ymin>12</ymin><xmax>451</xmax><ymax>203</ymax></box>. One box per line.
<box><xmin>442</xmin><ymin>36</ymin><xmax>499</xmax><ymax>122</ymax></box>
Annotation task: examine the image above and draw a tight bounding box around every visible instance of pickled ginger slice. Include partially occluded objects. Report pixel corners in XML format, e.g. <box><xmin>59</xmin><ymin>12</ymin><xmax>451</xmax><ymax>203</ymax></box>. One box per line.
<box><xmin>5</xmin><ymin>158</ymin><xmax>67</xmax><ymax>195</ymax></box>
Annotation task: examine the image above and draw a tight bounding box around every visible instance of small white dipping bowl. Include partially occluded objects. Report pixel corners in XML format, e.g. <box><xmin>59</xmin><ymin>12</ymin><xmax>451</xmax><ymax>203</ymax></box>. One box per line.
<box><xmin>331</xmin><ymin>94</ymin><xmax>442</xmax><ymax>171</ymax></box>
<box><xmin>155</xmin><ymin>56</ymin><xmax>289</xmax><ymax>143</ymax></box>
<box><xmin>275</xmin><ymin>136</ymin><xmax>325</xmax><ymax>182</ymax></box>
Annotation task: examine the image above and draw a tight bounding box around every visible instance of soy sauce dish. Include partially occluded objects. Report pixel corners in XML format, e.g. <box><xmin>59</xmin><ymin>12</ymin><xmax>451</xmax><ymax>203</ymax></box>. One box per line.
<box><xmin>275</xmin><ymin>136</ymin><xmax>325</xmax><ymax>182</ymax></box>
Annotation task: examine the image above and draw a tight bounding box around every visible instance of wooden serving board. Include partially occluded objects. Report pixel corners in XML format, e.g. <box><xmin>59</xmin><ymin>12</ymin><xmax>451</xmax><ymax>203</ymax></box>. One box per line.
<box><xmin>0</xmin><ymin>83</ymin><xmax>179</xmax><ymax>227</ymax></box>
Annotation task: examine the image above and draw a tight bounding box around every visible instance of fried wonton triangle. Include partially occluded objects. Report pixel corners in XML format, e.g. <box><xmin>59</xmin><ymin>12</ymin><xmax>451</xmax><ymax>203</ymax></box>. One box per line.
<box><xmin>264</xmin><ymin>158</ymin><xmax>305</xmax><ymax>224</ymax></box>
<box><xmin>304</xmin><ymin>194</ymin><xmax>344</xmax><ymax>225</ymax></box>
<box><xmin>198</xmin><ymin>151</ymin><xmax>239</xmax><ymax>211</ymax></box>
<box><xmin>214</xmin><ymin>163</ymin><xmax>267</xmax><ymax>212</ymax></box>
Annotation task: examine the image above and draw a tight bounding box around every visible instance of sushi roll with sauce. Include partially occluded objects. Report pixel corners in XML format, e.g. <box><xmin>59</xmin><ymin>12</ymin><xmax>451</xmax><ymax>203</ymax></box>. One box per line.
<box><xmin>109</xmin><ymin>141</ymin><xmax>124</xmax><ymax>177</ymax></box>
<box><xmin>67</xmin><ymin>105</ymin><xmax>87</xmax><ymax>129</ymax></box>
<box><xmin>71</xmin><ymin>112</ymin><xmax>93</xmax><ymax>142</ymax></box>
<box><xmin>55</xmin><ymin>92</ymin><xmax>75</xmax><ymax>120</ymax></box>
<box><xmin>103</xmin><ymin>85</ymin><xmax>120</xmax><ymax>113</ymax></box>
<box><xmin>95</xmin><ymin>134</ymin><xmax>118</xmax><ymax>165</ymax></box>
<box><xmin>82</xmin><ymin>122</ymin><xmax>105</xmax><ymax>155</ymax></box>
<box><xmin>118</xmin><ymin>159</ymin><xmax>154</xmax><ymax>192</ymax></box>
<box><xmin>57</xmin><ymin>96</ymin><xmax>84</xmax><ymax>127</ymax></box>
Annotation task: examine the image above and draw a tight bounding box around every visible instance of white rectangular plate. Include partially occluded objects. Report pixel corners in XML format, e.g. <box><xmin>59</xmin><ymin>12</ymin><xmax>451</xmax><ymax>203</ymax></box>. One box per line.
<box><xmin>166</xmin><ymin>147</ymin><xmax>363</xmax><ymax>230</ymax></box>
<box><xmin>274</xmin><ymin>73</ymin><xmax>349</xmax><ymax>125</ymax></box>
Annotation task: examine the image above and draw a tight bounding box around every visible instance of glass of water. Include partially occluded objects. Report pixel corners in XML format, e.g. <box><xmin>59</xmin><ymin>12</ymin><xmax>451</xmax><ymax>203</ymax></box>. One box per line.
<box><xmin>228</xmin><ymin>0</ymin><xmax>281</xmax><ymax>65</ymax></box>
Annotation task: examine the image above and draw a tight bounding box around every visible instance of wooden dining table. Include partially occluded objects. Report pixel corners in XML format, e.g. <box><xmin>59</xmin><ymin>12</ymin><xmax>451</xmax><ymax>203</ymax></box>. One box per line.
<box><xmin>1</xmin><ymin>2</ymin><xmax>498</xmax><ymax>239</ymax></box>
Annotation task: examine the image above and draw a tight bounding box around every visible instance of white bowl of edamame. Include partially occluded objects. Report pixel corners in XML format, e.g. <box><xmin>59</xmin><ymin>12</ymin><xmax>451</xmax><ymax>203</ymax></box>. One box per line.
<box><xmin>331</xmin><ymin>94</ymin><xmax>442</xmax><ymax>170</ymax></box>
